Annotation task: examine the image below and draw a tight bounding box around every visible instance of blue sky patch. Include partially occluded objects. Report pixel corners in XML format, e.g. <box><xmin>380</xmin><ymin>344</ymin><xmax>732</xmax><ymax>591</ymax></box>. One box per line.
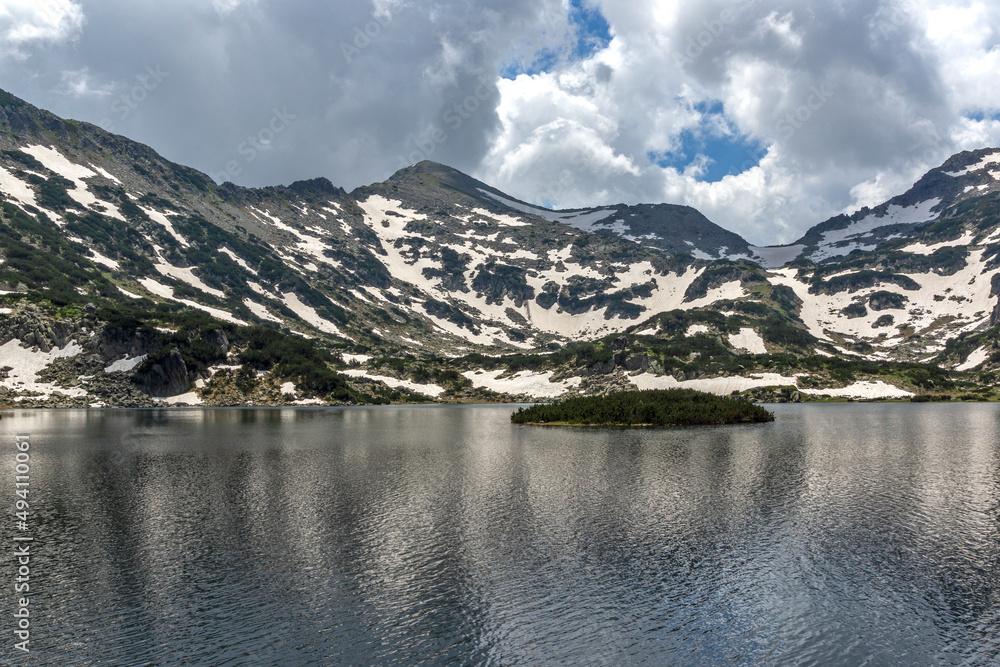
<box><xmin>569</xmin><ymin>0</ymin><xmax>612</xmax><ymax>60</ymax></box>
<box><xmin>963</xmin><ymin>109</ymin><xmax>1000</xmax><ymax>122</ymax></box>
<box><xmin>501</xmin><ymin>0</ymin><xmax>612</xmax><ymax>79</ymax></box>
<box><xmin>650</xmin><ymin>102</ymin><xmax>766</xmax><ymax>182</ymax></box>
<box><xmin>500</xmin><ymin>49</ymin><xmax>561</xmax><ymax>79</ymax></box>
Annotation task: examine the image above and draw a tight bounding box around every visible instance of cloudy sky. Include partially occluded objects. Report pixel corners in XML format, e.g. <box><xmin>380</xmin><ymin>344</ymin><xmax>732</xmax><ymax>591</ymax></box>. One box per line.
<box><xmin>1</xmin><ymin>0</ymin><xmax>999</xmax><ymax>244</ymax></box>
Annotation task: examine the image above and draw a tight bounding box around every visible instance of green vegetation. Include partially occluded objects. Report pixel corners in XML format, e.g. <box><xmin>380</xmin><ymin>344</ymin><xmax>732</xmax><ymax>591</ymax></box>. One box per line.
<box><xmin>0</xmin><ymin>202</ymin><xmax>116</xmax><ymax>301</ymax></box>
<box><xmin>2</xmin><ymin>150</ymin><xmax>44</xmax><ymax>171</ymax></box>
<box><xmin>237</xmin><ymin>326</ymin><xmax>353</xmax><ymax>399</ymax></box>
<box><xmin>0</xmin><ymin>89</ymin><xmax>23</xmax><ymax>107</ymax></box>
<box><xmin>511</xmin><ymin>389</ymin><xmax>774</xmax><ymax>426</ymax></box>
<box><xmin>910</xmin><ymin>394</ymin><xmax>953</xmax><ymax>402</ymax></box>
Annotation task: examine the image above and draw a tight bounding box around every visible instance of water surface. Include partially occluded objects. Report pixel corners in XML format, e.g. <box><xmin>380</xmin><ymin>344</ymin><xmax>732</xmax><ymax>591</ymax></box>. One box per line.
<box><xmin>2</xmin><ymin>404</ymin><xmax>998</xmax><ymax>665</ymax></box>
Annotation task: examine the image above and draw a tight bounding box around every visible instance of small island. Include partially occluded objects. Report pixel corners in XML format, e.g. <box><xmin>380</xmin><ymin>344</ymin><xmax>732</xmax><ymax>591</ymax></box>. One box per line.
<box><xmin>511</xmin><ymin>389</ymin><xmax>775</xmax><ymax>427</ymax></box>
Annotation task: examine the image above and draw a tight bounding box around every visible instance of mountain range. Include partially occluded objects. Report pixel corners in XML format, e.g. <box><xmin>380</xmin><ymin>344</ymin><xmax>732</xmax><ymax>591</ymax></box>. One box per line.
<box><xmin>1</xmin><ymin>86</ymin><xmax>998</xmax><ymax>406</ymax></box>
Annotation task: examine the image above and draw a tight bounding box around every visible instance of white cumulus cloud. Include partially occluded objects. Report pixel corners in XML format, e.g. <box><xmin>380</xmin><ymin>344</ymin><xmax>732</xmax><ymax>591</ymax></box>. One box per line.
<box><xmin>470</xmin><ymin>0</ymin><xmax>1000</xmax><ymax>243</ymax></box>
<box><xmin>0</xmin><ymin>0</ymin><xmax>84</xmax><ymax>61</ymax></box>
<box><xmin>1</xmin><ymin>0</ymin><xmax>999</xmax><ymax>245</ymax></box>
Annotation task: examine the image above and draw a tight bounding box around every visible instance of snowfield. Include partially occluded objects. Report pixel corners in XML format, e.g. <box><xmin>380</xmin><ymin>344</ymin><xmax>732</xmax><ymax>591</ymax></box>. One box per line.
<box><xmin>0</xmin><ymin>339</ymin><xmax>87</xmax><ymax>398</ymax></box>
<box><xmin>805</xmin><ymin>381</ymin><xmax>914</xmax><ymax>399</ymax></box>
<box><xmin>809</xmin><ymin>199</ymin><xmax>941</xmax><ymax>262</ymax></box>
<box><xmin>629</xmin><ymin>372</ymin><xmax>800</xmax><ymax>395</ymax></box>
<box><xmin>728</xmin><ymin>328</ymin><xmax>767</xmax><ymax>354</ymax></box>
<box><xmin>768</xmin><ymin>247</ymin><xmax>997</xmax><ymax>347</ymax></box>
<box><xmin>955</xmin><ymin>346</ymin><xmax>991</xmax><ymax>372</ymax></box>
<box><xmin>341</xmin><ymin>370</ymin><xmax>445</xmax><ymax>397</ymax></box>
<box><xmin>104</xmin><ymin>354</ymin><xmax>147</xmax><ymax>374</ymax></box>
<box><xmin>462</xmin><ymin>369</ymin><xmax>583</xmax><ymax>398</ymax></box>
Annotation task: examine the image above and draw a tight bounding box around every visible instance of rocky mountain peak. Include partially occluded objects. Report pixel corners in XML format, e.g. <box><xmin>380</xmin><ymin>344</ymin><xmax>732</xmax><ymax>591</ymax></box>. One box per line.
<box><xmin>3</xmin><ymin>88</ymin><xmax>1000</xmax><ymax>406</ymax></box>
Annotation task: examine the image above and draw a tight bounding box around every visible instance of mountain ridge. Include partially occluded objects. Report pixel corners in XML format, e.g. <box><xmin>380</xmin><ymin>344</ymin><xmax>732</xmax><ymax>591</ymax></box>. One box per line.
<box><xmin>2</xmin><ymin>86</ymin><xmax>1000</xmax><ymax>407</ymax></box>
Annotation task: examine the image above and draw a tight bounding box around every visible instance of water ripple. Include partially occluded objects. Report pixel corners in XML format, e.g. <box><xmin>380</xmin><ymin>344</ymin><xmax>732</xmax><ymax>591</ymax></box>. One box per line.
<box><xmin>0</xmin><ymin>403</ymin><xmax>998</xmax><ymax>665</ymax></box>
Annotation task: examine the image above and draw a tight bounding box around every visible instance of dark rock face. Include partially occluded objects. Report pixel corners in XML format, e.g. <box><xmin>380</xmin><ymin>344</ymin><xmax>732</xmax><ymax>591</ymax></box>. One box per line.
<box><xmin>205</xmin><ymin>329</ymin><xmax>230</xmax><ymax>354</ymax></box>
<box><xmin>611</xmin><ymin>336</ymin><xmax>629</xmax><ymax>351</ymax></box>
<box><xmin>873</xmin><ymin>314</ymin><xmax>895</xmax><ymax>328</ymax></box>
<box><xmin>0</xmin><ymin>305</ymin><xmax>75</xmax><ymax>351</ymax></box>
<box><xmin>869</xmin><ymin>291</ymin><xmax>909</xmax><ymax>311</ymax></box>
<box><xmin>142</xmin><ymin>349</ymin><xmax>190</xmax><ymax>397</ymax></box>
<box><xmin>624</xmin><ymin>354</ymin><xmax>649</xmax><ymax>372</ymax></box>
<box><xmin>588</xmin><ymin>359</ymin><xmax>617</xmax><ymax>375</ymax></box>
<box><xmin>471</xmin><ymin>262</ymin><xmax>535</xmax><ymax>306</ymax></box>
<box><xmin>99</xmin><ymin>326</ymin><xmax>160</xmax><ymax>360</ymax></box>
<box><xmin>843</xmin><ymin>303</ymin><xmax>869</xmax><ymax>319</ymax></box>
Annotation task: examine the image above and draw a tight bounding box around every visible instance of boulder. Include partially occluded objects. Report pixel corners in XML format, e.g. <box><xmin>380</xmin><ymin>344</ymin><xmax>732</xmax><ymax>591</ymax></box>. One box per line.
<box><xmin>142</xmin><ymin>349</ymin><xmax>191</xmax><ymax>397</ymax></box>
<box><xmin>611</xmin><ymin>336</ymin><xmax>629</xmax><ymax>351</ymax></box>
<box><xmin>99</xmin><ymin>326</ymin><xmax>159</xmax><ymax>361</ymax></box>
<box><xmin>624</xmin><ymin>354</ymin><xmax>649</xmax><ymax>372</ymax></box>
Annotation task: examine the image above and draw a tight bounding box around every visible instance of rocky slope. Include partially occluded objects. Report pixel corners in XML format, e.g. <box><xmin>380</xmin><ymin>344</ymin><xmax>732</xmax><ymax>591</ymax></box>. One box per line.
<box><xmin>1</xmin><ymin>87</ymin><xmax>999</xmax><ymax>406</ymax></box>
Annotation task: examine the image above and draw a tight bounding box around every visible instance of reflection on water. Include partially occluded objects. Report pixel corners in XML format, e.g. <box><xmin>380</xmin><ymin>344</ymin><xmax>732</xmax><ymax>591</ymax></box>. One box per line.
<box><xmin>2</xmin><ymin>404</ymin><xmax>999</xmax><ymax>665</ymax></box>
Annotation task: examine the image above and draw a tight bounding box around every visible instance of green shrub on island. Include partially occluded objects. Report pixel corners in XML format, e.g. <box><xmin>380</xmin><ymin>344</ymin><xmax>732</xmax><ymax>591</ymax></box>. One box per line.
<box><xmin>511</xmin><ymin>389</ymin><xmax>775</xmax><ymax>426</ymax></box>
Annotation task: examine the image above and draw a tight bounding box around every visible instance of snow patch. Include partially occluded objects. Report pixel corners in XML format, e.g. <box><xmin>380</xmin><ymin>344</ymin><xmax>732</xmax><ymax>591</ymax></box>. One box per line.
<box><xmin>469</xmin><ymin>207</ymin><xmax>529</xmax><ymax>227</ymax></box>
<box><xmin>154</xmin><ymin>262</ymin><xmax>224</xmax><ymax>298</ymax></box>
<box><xmin>155</xmin><ymin>391</ymin><xmax>204</xmax><ymax>405</ymax></box>
<box><xmin>728</xmin><ymin>328</ymin><xmax>767</xmax><ymax>354</ymax></box>
<box><xmin>943</xmin><ymin>150</ymin><xmax>1000</xmax><ymax>176</ymax></box>
<box><xmin>340</xmin><ymin>370</ymin><xmax>444</xmax><ymax>397</ymax></box>
<box><xmin>0</xmin><ymin>166</ymin><xmax>39</xmax><ymax>209</ymax></box>
<box><xmin>811</xmin><ymin>199</ymin><xmax>941</xmax><ymax>262</ymax></box>
<box><xmin>629</xmin><ymin>372</ymin><xmax>798</xmax><ymax>395</ymax></box>
<box><xmin>137</xmin><ymin>277</ymin><xmax>247</xmax><ymax>325</ymax></box>
<box><xmin>243</xmin><ymin>298</ymin><xmax>281</xmax><ymax>323</ymax></box>
<box><xmin>89</xmin><ymin>249</ymin><xmax>120</xmax><ymax>270</ymax></box>
<box><xmin>22</xmin><ymin>145</ymin><xmax>95</xmax><ymax>182</ymax></box>
<box><xmin>901</xmin><ymin>232</ymin><xmax>975</xmax><ymax>255</ymax></box>
<box><xmin>249</xmin><ymin>206</ymin><xmax>340</xmax><ymax>271</ymax></box>
<box><xmin>280</xmin><ymin>292</ymin><xmax>344</xmax><ymax>336</ymax></box>
<box><xmin>462</xmin><ymin>369</ymin><xmax>582</xmax><ymax>398</ymax></box>
<box><xmin>21</xmin><ymin>145</ymin><xmax>125</xmax><ymax>221</ymax></box>
<box><xmin>955</xmin><ymin>346</ymin><xmax>990</xmax><ymax>372</ymax></box>
<box><xmin>478</xmin><ymin>189</ymin><xmax>617</xmax><ymax>228</ymax></box>
<box><xmin>218</xmin><ymin>247</ymin><xmax>257</xmax><ymax>274</ymax></box>
<box><xmin>613</xmin><ymin>261</ymin><xmax>657</xmax><ymax>289</ymax></box>
<box><xmin>91</xmin><ymin>165</ymin><xmax>121</xmax><ymax>184</ymax></box>
<box><xmin>765</xmin><ymin>254</ymin><xmax>997</xmax><ymax>346</ymax></box>
<box><xmin>142</xmin><ymin>207</ymin><xmax>190</xmax><ymax>247</ymax></box>
<box><xmin>104</xmin><ymin>354</ymin><xmax>147</xmax><ymax>373</ymax></box>
<box><xmin>0</xmin><ymin>339</ymin><xmax>87</xmax><ymax>397</ymax></box>
<box><xmin>805</xmin><ymin>381</ymin><xmax>913</xmax><ymax>399</ymax></box>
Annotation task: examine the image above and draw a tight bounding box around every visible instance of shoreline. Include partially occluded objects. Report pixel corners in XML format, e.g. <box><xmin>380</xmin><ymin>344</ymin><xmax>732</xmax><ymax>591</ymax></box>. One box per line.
<box><xmin>2</xmin><ymin>396</ymin><xmax>995</xmax><ymax>411</ymax></box>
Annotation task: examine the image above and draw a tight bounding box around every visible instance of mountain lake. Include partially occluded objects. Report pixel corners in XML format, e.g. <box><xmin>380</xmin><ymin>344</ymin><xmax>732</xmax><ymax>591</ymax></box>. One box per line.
<box><xmin>1</xmin><ymin>404</ymin><xmax>998</xmax><ymax>665</ymax></box>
